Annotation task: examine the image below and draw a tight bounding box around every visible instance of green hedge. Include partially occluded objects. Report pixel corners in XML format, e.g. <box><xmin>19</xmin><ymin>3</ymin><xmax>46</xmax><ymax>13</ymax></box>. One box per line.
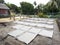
<box><xmin>0</xmin><ymin>15</ymin><xmax>10</xmax><ymax>18</ymax></box>
<box><xmin>38</xmin><ymin>13</ymin><xmax>48</xmax><ymax>18</ymax></box>
<box><xmin>50</xmin><ymin>15</ymin><xmax>60</xmax><ymax>18</ymax></box>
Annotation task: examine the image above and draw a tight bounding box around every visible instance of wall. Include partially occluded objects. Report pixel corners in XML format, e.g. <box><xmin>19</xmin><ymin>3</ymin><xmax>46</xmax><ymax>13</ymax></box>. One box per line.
<box><xmin>0</xmin><ymin>9</ymin><xmax>10</xmax><ymax>18</ymax></box>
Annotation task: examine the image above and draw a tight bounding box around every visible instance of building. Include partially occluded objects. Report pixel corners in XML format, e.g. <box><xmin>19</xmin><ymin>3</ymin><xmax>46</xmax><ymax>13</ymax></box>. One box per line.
<box><xmin>0</xmin><ymin>3</ymin><xmax>10</xmax><ymax>18</ymax></box>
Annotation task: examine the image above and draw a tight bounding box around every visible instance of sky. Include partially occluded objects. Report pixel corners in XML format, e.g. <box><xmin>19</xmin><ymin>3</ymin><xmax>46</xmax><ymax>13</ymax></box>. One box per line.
<box><xmin>4</xmin><ymin>0</ymin><xmax>50</xmax><ymax>7</ymax></box>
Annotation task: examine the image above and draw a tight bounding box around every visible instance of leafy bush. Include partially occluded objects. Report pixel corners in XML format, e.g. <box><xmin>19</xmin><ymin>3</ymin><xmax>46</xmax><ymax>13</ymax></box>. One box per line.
<box><xmin>38</xmin><ymin>13</ymin><xmax>48</xmax><ymax>18</ymax></box>
<box><xmin>50</xmin><ymin>15</ymin><xmax>60</xmax><ymax>18</ymax></box>
<box><xmin>0</xmin><ymin>14</ymin><xmax>10</xmax><ymax>18</ymax></box>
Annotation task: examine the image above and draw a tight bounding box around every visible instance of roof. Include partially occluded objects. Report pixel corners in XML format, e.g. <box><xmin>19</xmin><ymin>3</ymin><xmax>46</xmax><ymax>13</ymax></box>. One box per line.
<box><xmin>0</xmin><ymin>3</ymin><xmax>9</xmax><ymax>9</ymax></box>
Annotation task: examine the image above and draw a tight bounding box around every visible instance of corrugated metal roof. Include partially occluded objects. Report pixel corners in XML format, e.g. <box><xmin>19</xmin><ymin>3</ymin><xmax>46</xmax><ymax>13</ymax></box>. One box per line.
<box><xmin>0</xmin><ymin>3</ymin><xmax>9</xmax><ymax>9</ymax></box>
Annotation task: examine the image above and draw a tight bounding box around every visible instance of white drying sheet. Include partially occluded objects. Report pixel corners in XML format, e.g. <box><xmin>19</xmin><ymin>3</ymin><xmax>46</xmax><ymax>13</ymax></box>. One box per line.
<box><xmin>28</xmin><ymin>27</ymin><xmax>41</xmax><ymax>34</ymax></box>
<box><xmin>12</xmin><ymin>25</ymin><xmax>31</xmax><ymax>31</ymax></box>
<box><xmin>45</xmin><ymin>24</ymin><xmax>54</xmax><ymax>29</ymax></box>
<box><xmin>12</xmin><ymin>25</ymin><xmax>24</xmax><ymax>29</ymax></box>
<box><xmin>36</xmin><ymin>23</ymin><xmax>46</xmax><ymax>28</ymax></box>
<box><xmin>8</xmin><ymin>30</ymin><xmax>25</xmax><ymax>37</ymax></box>
<box><xmin>39</xmin><ymin>30</ymin><xmax>53</xmax><ymax>38</ymax></box>
<box><xmin>17</xmin><ymin>32</ymin><xmax>37</xmax><ymax>44</ymax></box>
<box><xmin>9</xmin><ymin>18</ymin><xmax>54</xmax><ymax>44</ymax></box>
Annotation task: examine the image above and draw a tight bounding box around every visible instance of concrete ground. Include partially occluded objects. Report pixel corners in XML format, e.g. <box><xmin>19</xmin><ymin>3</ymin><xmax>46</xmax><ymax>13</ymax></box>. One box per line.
<box><xmin>0</xmin><ymin>19</ymin><xmax>60</xmax><ymax>45</ymax></box>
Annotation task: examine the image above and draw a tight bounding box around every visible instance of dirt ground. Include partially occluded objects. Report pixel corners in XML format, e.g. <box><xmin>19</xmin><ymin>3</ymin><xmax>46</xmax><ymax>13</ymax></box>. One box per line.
<box><xmin>0</xmin><ymin>20</ymin><xmax>60</xmax><ymax>45</ymax></box>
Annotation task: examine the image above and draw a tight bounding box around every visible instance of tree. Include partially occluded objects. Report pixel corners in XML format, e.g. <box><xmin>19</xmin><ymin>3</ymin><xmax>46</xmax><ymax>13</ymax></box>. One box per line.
<box><xmin>20</xmin><ymin>2</ymin><xmax>34</xmax><ymax>15</ymax></box>
<box><xmin>0</xmin><ymin>0</ymin><xmax>4</xmax><ymax>3</ymax></box>
<box><xmin>37</xmin><ymin>4</ymin><xmax>44</xmax><ymax>12</ymax></box>
<box><xmin>53</xmin><ymin>0</ymin><xmax>60</xmax><ymax>11</ymax></box>
<box><xmin>6</xmin><ymin>3</ymin><xmax>20</xmax><ymax>13</ymax></box>
<box><xmin>43</xmin><ymin>0</ymin><xmax>59</xmax><ymax>15</ymax></box>
<box><xmin>34</xmin><ymin>1</ymin><xmax>37</xmax><ymax>15</ymax></box>
<box><xmin>53</xmin><ymin>0</ymin><xmax>60</xmax><ymax>8</ymax></box>
<box><xmin>34</xmin><ymin>1</ymin><xmax>37</xmax><ymax>7</ymax></box>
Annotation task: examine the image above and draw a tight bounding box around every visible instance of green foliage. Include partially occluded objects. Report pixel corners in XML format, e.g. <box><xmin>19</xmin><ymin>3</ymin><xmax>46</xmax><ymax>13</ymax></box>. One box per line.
<box><xmin>34</xmin><ymin>1</ymin><xmax>37</xmax><ymax>6</ymax></box>
<box><xmin>4</xmin><ymin>0</ymin><xmax>60</xmax><ymax>18</ymax></box>
<box><xmin>43</xmin><ymin>0</ymin><xmax>59</xmax><ymax>14</ymax></box>
<box><xmin>37</xmin><ymin>4</ymin><xmax>44</xmax><ymax>12</ymax></box>
<box><xmin>6</xmin><ymin>3</ymin><xmax>21</xmax><ymax>13</ymax></box>
<box><xmin>0</xmin><ymin>0</ymin><xmax>4</xmax><ymax>3</ymax></box>
<box><xmin>50</xmin><ymin>15</ymin><xmax>60</xmax><ymax>18</ymax></box>
<box><xmin>54</xmin><ymin>0</ymin><xmax>60</xmax><ymax>8</ymax></box>
<box><xmin>0</xmin><ymin>14</ymin><xmax>10</xmax><ymax>18</ymax></box>
<box><xmin>38</xmin><ymin>13</ymin><xmax>48</xmax><ymax>18</ymax></box>
<box><xmin>20</xmin><ymin>2</ymin><xmax>34</xmax><ymax>15</ymax></box>
<box><xmin>34</xmin><ymin>8</ymin><xmax>38</xmax><ymax>14</ymax></box>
